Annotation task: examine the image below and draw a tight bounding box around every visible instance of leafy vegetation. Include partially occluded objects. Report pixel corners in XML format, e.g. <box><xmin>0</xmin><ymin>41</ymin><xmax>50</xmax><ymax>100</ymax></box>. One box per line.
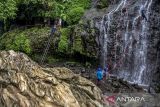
<box><xmin>0</xmin><ymin>31</ymin><xmax>31</xmax><ymax>54</ymax></box>
<box><xmin>67</xmin><ymin>7</ymin><xmax>85</xmax><ymax>24</ymax></box>
<box><xmin>0</xmin><ymin>0</ymin><xmax>17</xmax><ymax>31</ymax></box>
<box><xmin>0</xmin><ymin>0</ymin><xmax>99</xmax><ymax>64</ymax></box>
<box><xmin>10</xmin><ymin>33</ymin><xmax>31</xmax><ymax>54</ymax></box>
<box><xmin>0</xmin><ymin>0</ymin><xmax>91</xmax><ymax>31</ymax></box>
<box><xmin>0</xmin><ymin>27</ymin><xmax>51</xmax><ymax>54</ymax></box>
<box><xmin>0</xmin><ymin>0</ymin><xmax>17</xmax><ymax>20</ymax></box>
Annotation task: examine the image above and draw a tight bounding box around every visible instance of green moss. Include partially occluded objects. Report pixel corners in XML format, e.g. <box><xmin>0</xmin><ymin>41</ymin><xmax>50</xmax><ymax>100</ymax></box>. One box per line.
<box><xmin>58</xmin><ymin>28</ymin><xmax>70</xmax><ymax>53</ymax></box>
<box><xmin>0</xmin><ymin>27</ymin><xmax>51</xmax><ymax>54</ymax></box>
<box><xmin>58</xmin><ymin>26</ymin><xmax>85</xmax><ymax>56</ymax></box>
<box><xmin>71</xmin><ymin>24</ymin><xmax>89</xmax><ymax>55</ymax></box>
<box><xmin>12</xmin><ymin>34</ymin><xmax>31</xmax><ymax>54</ymax></box>
<box><xmin>73</xmin><ymin>33</ymin><xmax>83</xmax><ymax>54</ymax></box>
<box><xmin>0</xmin><ymin>31</ymin><xmax>31</xmax><ymax>54</ymax></box>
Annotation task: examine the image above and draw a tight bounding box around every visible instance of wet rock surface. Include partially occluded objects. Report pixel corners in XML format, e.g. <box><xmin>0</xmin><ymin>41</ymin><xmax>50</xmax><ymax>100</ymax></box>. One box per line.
<box><xmin>149</xmin><ymin>0</ymin><xmax>160</xmax><ymax>93</ymax></box>
<box><xmin>79</xmin><ymin>71</ymin><xmax>145</xmax><ymax>94</ymax></box>
<box><xmin>45</xmin><ymin>62</ymin><xmax>145</xmax><ymax>94</ymax></box>
<box><xmin>45</xmin><ymin>62</ymin><xmax>158</xmax><ymax>107</ymax></box>
<box><xmin>82</xmin><ymin>0</ymin><xmax>160</xmax><ymax>92</ymax></box>
<box><xmin>0</xmin><ymin>50</ymin><xmax>103</xmax><ymax>107</ymax></box>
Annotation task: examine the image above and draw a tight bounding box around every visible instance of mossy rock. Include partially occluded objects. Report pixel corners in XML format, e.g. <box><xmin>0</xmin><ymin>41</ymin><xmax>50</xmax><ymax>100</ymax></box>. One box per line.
<box><xmin>0</xmin><ymin>26</ymin><xmax>89</xmax><ymax>57</ymax></box>
<box><xmin>0</xmin><ymin>29</ymin><xmax>32</xmax><ymax>54</ymax></box>
<box><xmin>72</xmin><ymin>26</ymin><xmax>85</xmax><ymax>55</ymax></box>
<box><xmin>58</xmin><ymin>28</ymin><xmax>70</xmax><ymax>53</ymax></box>
<box><xmin>0</xmin><ymin>27</ymin><xmax>59</xmax><ymax>54</ymax></box>
<box><xmin>0</xmin><ymin>24</ymin><xmax>98</xmax><ymax>64</ymax></box>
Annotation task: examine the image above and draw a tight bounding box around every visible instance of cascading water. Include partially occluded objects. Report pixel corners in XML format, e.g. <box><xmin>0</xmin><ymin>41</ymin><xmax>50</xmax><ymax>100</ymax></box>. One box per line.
<box><xmin>100</xmin><ymin>0</ymin><xmax>126</xmax><ymax>67</ymax></box>
<box><xmin>99</xmin><ymin>0</ymin><xmax>153</xmax><ymax>85</ymax></box>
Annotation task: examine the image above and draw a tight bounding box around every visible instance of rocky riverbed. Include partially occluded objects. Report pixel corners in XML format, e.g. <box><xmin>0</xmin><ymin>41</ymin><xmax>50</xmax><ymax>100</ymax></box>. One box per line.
<box><xmin>43</xmin><ymin>61</ymin><xmax>145</xmax><ymax>94</ymax></box>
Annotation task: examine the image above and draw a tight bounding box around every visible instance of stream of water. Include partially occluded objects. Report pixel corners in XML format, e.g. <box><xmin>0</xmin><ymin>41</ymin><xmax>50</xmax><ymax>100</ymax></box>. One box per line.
<box><xmin>100</xmin><ymin>0</ymin><xmax>153</xmax><ymax>85</ymax></box>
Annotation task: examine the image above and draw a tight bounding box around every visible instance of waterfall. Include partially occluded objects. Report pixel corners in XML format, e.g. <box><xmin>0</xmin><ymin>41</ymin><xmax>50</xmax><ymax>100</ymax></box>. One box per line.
<box><xmin>99</xmin><ymin>0</ymin><xmax>153</xmax><ymax>85</ymax></box>
<box><xmin>100</xmin><ymin>0</ymin><xmax>126</xmax><ymax>67</ymax></box>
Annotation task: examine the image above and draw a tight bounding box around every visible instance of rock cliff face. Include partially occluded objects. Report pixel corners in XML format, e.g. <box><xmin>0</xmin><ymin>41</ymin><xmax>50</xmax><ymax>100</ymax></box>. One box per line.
<box><xmin>149</xmin><ymin>0</ymin><xmax>160</xmax><ymax>92</ymax></box>
<box><xmin>82</xmin><ymin>0</ymin><xmax>160</xmax><ymax>91</ymax></box>
<box><xmin>0</xmin><ymin>50</ymin><xmax>103</xmax><ymax>107</ymax></box>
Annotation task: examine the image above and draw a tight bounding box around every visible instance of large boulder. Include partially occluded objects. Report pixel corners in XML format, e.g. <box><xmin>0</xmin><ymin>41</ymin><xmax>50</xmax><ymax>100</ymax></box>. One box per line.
<box><xmin>0</xmin><ymin>50</ymin><xmax>103</xmax><ymax>107</ymax></box>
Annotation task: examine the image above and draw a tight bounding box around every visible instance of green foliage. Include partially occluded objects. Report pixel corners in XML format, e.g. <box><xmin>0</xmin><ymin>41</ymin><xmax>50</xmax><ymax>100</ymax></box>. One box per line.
<box><xmin>63</xmin><ymin>0</ymin><xmax>90</xmax><ymax>9</ymax></box>
<box><xmin>63</xmin><ymin>0</ymin><xmax>90</xmax><ymax>24</ymax></box>
<box><xmin>0</xmin><ymin>0</ymin><xmax>91</xmax><ymax>31</ymax></box>
<box><xmin>67</xmin><ymin>7</ymin><xmax>85</xmax><ymax>25</ymax></box>
<box><xmin>0</xmin><ymin>27</ymin><xmax>51</xmax><ymax>55</ymax></box>
<box><xmin>6</xmin><ymin>33</ymin><xmax>31</xmax><ymax>54</ymax></box>
<box><xmin>0</xmin><ymin>0</ymin><xmax>17</xmax><ymax>21</ymax></box>
<box><xmin>0</xmin><ymin>0</ymin><xmax>17</xmax><ymax>31</ymax></box>
<box><xmin>58</xmin><ymin>28</ymin><xmax>70</xmax><ymax>53</ymax></box>
<box><xmin>0</xmin><ymin>30</ymin><xmax>31</xmax><ymax>54</ymax></box>
<box><xmin>15</xmin><ymin>0</ymin><xmax>90</xmax><ymax>21</ymax></box>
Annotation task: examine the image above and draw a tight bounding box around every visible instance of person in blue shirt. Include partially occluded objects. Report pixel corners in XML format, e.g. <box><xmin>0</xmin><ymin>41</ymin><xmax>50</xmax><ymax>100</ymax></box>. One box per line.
<box><xmin>96</xmin><ymin>67</ymin><xmax>103</xmax><ymax>85</ymax></box>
